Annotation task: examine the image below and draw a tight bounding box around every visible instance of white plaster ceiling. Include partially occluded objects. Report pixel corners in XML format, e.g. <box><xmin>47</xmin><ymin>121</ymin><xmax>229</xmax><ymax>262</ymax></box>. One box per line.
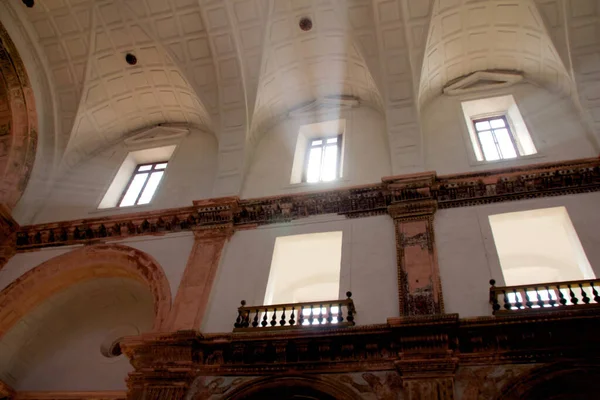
<box><xmin>248</xmin><ymin>0</ymin><xmax>384</xmax><ymax>147</ymax></box>
<box><xmin>0</xmin><ymin>277</ymin><xmax>154</xmax><ymax>390</ymax></box>
<box><xmin>419</xmin><ymin>0</ymin><xmax>573</xmax><ymax>109</ymax></box>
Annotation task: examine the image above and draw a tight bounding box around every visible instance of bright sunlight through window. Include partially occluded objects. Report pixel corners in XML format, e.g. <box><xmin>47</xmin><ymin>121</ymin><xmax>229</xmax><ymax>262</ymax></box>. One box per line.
<box><xmin>119</xmin><ymin>162</ymin><xmax>167</xmax><ymax>207</ymax></box>
<box><xmin>304</xmin><ymin>136</ymin><xmax>341</xmax><ymax>183</ymax></box>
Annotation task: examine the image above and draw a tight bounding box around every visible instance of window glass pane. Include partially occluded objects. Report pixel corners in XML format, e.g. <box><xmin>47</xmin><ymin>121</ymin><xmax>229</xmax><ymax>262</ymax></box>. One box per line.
<box><xmin>154</xmin><ymin>163</ymin><xmax>168</xmax><ymax>170</ymax></box>
<box><xmin>321</xmin><ymin>145</ymin><xmax>338</xmax><ymax>182</ymax></box>
<box><xmin>137</xmin><ymin>171</ymin><xmax>165</xmax><ymax>205</ymax></box>
<box><xmin>494</xmin><ymin>128</ymin><xmax>517</xmax><ymax>159</ymax></box>
<box><xmin>119</xmin><ymin>173</ymin><xmax>148</xmax><ymax>207</ymax></box>
<box><xmin>490</xmin><ymin>118</ymin><xmax>505</xmax><ymax>129</ymax></box>
<box><xmin>138</xmin><ymin>165</ymin><xmax>152</xmax><ymax>172</ymax></box>
<box><xmin>475</xmin><ymin>120</ymin><xmax>491</xmax><ymax>131</ymax></box>
<box><xmin>306</xmin><ymin>147</ymin><xmax>322</xmax><ymax>183</ymax></box>
<box><xmin>311</xmin><ymin>140</ymin><xmax>323</xmax><ymax>146</ymax></box>
<box><xmin>326</xmin><ymin>137</ymin><xmax>337</xmax><ymax>144</ymax></box>
<box><xmin>478</xmin><ymin>131</ymin><xmax>500</xmax><ymax>161</ymax></box>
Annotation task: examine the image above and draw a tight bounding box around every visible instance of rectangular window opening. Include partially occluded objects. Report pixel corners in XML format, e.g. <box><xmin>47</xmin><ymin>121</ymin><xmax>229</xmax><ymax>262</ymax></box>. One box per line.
<box><xmin>118</xmin><ymin>161</ymin><xmax>168</xmax><ymax>207</ymax></box>
<box><xmin>473</xmin><ymin>115</ymin><xmax>518</xmax><ymax>161</ymax></box>
<box><xmin>303</xmin><ymin>135</ymin><xmax>342</xmax><ymax>183</ymax></box>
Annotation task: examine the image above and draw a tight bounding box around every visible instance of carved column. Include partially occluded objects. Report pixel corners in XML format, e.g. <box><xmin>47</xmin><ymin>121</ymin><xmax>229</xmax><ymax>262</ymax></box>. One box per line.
<box><xmin>166</xmin><ymin>197</ymin><xmax>238</xmax><ymax>331</ymax></box>
<box><xmin>0</xmin><ymin>204</ymin><xmax>17</xmax><ymax>271</ymax></box>
<box><xmin>385</xmin><ymin>173</ymin><xmax>443</xmax><ymax>316</ymax></box>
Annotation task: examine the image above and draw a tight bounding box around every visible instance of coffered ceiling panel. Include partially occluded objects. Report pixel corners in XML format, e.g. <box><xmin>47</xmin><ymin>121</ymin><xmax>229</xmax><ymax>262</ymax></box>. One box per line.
<box><xmin>249</xmin><ymin>0</ymin><xmax>384</xmax><ymax>148</ymax></box>
<box><xmin>419</xmin><ymin>0</ymin><xmax>573</xmax><ymax>109</ymax></box>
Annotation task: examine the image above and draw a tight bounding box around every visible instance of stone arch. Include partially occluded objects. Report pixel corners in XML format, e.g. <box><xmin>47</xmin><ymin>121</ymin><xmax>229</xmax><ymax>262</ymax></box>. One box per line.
<box><xmin>0</xmin><ymin>21</ymin><xmax>37</xmax><ymax>209</ymax></box>
<box><xmin>497</xmin><ymin>361</ymin><xmax>600</xmax><ymax>400</ymax></box>
<box><xmin>0</xmin><ymin>243</ymin><xmax>171</xmax><ymax>340</ymax></box>
<box><xmin>222</xmin><ymin>375</ymin><xmax>362</xmax><ymax>400</ymax></box>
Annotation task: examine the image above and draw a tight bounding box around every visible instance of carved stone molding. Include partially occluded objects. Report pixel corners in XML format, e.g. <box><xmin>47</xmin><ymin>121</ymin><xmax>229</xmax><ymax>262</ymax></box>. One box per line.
<box><xmin>15</xmin><ymin>391</ymin><xmax>125</xmax><ymax>400</ymax></box>
<box><xmin>0</xmin><ymin>204</ymin><xmax>18</xmax><ymax>270</ymax></box>
<box><xmin>14</xmin><ymin>157</ymin><xmax>600</xmax><ymax>251</ymax></box>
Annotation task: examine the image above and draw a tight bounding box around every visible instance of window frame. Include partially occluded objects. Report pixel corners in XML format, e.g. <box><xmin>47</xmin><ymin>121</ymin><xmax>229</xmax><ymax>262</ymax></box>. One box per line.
<box><xmin>472</xmin><ymin>115</ymin><xmax>519</xmax><ymax>162</ymax></box>
<box><xmin>118</xmin><ymin>161</ymin><xmax>168</xmax><ymax>207</ymax></box>
<box><xmin>302</xmin><ymin>134</ymin><xmax>343</xmax><ymax>183</ymax></box>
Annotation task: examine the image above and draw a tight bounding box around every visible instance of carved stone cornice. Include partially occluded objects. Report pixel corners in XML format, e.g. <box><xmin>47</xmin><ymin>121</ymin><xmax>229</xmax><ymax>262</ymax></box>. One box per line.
<box><xmin>15</xmin><ymin>157</ymin><xmax>600</xmax><ymax>250</ymax></box>
<box><xmin>123</xmin><ymin>308</ymin><xmax>600</xmax><ymax>377</ymax></box>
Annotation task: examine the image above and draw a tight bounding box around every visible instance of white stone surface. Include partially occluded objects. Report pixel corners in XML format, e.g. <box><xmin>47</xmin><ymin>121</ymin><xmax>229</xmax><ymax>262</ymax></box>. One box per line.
<box><xmin>436</xmin><ymin>192</ymin><xmax>600</xmax><ymax>318</ymax></box>
<box><xmin>422</xmin><ymin>83</ymin><xmax>597</xmax><ymax>174</ymax></box>
<box><xmin>0</xmin><ymin>278</ymin><xmax>154</xmax><ymax>391</ymax></box>
<box><xmin>202</xmin><ymin>215</ymin><xmax>398</xmax><ymax>333</ymax></box>
<box><xmin>242</xmin><ymin>107</ymin><xmax>391</xmax><ymax>198</ymax></box>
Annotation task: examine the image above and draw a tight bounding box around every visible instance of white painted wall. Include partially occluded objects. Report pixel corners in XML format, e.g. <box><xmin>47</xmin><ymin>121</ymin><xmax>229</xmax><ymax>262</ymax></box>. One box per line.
<box><xmin>422</xmin><ymin>83</ymin><xmax>598</xmax><ymax>175</ymax></box>
<box><xmin>202</xmin><ymin>215</ymin><xmax>398</xmax><ymax>333</ymax></box>
<box><xmin>436</xmin><ymin>192</ymin><xmax>600</xmax><ymax>318</ymax></box>
<box><xmin>242</xmin><ymin>107</ymin><xmax>391</xmax><ymax>198</ymax></box>
<box><xmin>19</xmin><ymin>129</ymin><xmax>218</xmax><ymax>225</ymax></box>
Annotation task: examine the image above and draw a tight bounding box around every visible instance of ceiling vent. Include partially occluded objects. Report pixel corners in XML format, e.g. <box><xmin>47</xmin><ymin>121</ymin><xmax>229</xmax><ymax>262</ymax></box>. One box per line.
<box><xmin>443</xmin><ymin>71</ymin><xmax>523</xmax><ymax>96</ymax></box>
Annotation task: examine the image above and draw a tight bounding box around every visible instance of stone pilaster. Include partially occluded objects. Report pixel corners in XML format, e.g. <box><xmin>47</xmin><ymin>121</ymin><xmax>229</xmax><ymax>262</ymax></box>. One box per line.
<box><xmin>385</xmin><ymin>173</ymin><xmax>443</xmax><ymax>316</ymax></box>
<box><xmin>0</xmin><ymin>204</ymin><xmax>17</xmax><ymax>271</ymax></box>
<box><xmin>165</xmin><ymin>197</ymin><xmax>238</xmax><ymax>331</ymax></box>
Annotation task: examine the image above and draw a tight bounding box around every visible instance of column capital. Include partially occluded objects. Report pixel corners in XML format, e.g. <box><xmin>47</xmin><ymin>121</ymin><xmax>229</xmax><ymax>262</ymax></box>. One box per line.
<box><xmin>387</xmin><ymin>199</ymin><xmax>438</xmax><ymax>220</ymax></box>
<box><xmin>192</xmin><ymin>196</ymin><xmax>239</xmax><ymax>238</ymax></box>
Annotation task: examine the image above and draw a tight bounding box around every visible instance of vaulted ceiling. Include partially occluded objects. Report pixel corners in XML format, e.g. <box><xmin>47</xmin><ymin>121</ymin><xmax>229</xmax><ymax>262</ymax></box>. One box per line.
<box><xmin>1</xmin><ymin>0</ymin><xmax>599</xmax><ymax>193</ymax></box>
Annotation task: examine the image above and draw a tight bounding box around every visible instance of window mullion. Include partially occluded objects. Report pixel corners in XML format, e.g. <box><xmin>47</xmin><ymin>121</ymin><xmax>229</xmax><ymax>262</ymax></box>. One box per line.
<box><xmin>319</xmin><ymin>142</ymin><xmax>326</xmax><ymax>182</ymax></box>
<box><xmin>133</xmin><ymin>171</ymin><xmax>152</xmax><ymax>205</ymax></box>
<box><xmin>491</xmin><ymin>129</ymin><xmax>504</xmax><ymax>159</ymax></box>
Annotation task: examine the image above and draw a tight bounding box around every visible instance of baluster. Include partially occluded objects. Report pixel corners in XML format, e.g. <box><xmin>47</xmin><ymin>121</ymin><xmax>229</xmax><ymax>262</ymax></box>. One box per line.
<box><xmin>503</xmin><ymin>290</ymin><xmax>512</xmax><ymax>310</ymax></box>
<box><xmin>280</xmin><ymin>307</ymin><xmax>286</xmax><ymax>326</ymax></box>
<box><xmin>261</xmin><ymin>308</ymin><xmax>268</xmax><ymax>327</ymax></box>
<box><xmin>346</xmin><ymin>291</ymin><xmax>355</xmax><ymax>325</ymax></box>
<box><xmin>535</xmin><ymin>287</ymin><xmax>544</xmax><ymax>308</ymax></box>
<box><xmin>592</xmin><ymin>282</ymin><xmax>600</xmax><ymax>303</ymax></box>
<box><xmin>299</xmin><ymin>306</ymin><xmax>305</xmax><ymax>325</ymax></box>
<box><xmin>317</xmin><ymin>304</ymin><xmax>324</xmax><ymax>324</ymax></box>
<box><xmin>546</xmin><ymin>286</ymin><xmax>556</xmax><ymax>307</ymax></box>
<box><xmin>235</xmin><ymin>310</ymin><xmax>242</xmax><ymax>329</ymax></box>
<box><xmin>557</xmin><ymin>285</ymin><xmax>567</xmax><ymax>305</ymax></box>
<box><xmin>490</xmin><ymin>280</ymin><xmax>500</xmax><ymax>312</ymax></box>
<box><xmin>308</xmin><ymin>307</ymin><xmax>315</xmax><ymax>325</ymax></box>
<box><xmin>270</xmin><ymin>308</ymin><xmax>277</xmax><ymax>326</ymax></box>
<box><xmin>513</xmin><ymin>289</ymin><xmax>522</xmax><ymax>309</ymax></box>
<box><xmin>524</xmin><ymin>287</ymin><xmax>533</xmax><ymax>308</ymax></box>
<box><xmin>568</xmin><ymin>284</ymin><xmax>579</xmax><ymax>305</ymax></box>
<box><xmin>337</xmin><ymin>303</ymin><xmax>343</xmax><ymax>323</ymax></box>
<box><xmin>252</xmin><ymin>309</ymin><xmax>259</xmax><ymax>328</ymax></box>
<box><xmin>580</xmin><ymin>283</ymin><xmax>590</xmax><ymax>304</ymax></box>
<box><xmin>327</xmin><ymin>304</ymin><xmax>334</xmax><ymax>323</ymax></box>
<box><xmin>289</xmin><ymin>307</ymin><xmax>296</xmax><ymax>326</ymax></box>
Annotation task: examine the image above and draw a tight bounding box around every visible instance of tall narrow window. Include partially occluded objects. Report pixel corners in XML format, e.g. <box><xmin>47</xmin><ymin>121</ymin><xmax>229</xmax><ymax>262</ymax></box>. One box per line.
<box><xmin>304</xmin><ymin>135</ymin><xmax>342</xmax><ymax>183</ymax></box>
<box><xmin>473</xmin><ymin>116</ymin><xmax>517</xmax><ymax>161</ymax></box>
<box><xmin>119</xmin><ymin>162</ymin><xmax>167</xmax><ymax>207</ymax></box>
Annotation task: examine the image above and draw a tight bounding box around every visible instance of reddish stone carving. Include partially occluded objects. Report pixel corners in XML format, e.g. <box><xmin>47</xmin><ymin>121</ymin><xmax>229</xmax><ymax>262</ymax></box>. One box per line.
<box><xmin>0</xmin><ymin>203</ymin><xmax>18</xmax><ymax>270</ymax></box>
<box><xmin>16</xmin><ymin>157</ymin><xmax>600</xmax><ymax>251</ymax></box>
<box><xmin>0</xmin><ymin>244</ymin><xmax>172</xmax><ymax>340</ymax></box>
<box><xmin>0</xmin><ymin>22</ymin><xmax>38</xmax><ymax>210</ymax></box>
<box><xmin>0</xmin><ymin>378</ymin><xmax>15</xmax><ymax>399</ymax></box>
<box><xmin>166</xmin><ymin>198</ymin><xmax>236</xmax><ymax>331</ymax></box>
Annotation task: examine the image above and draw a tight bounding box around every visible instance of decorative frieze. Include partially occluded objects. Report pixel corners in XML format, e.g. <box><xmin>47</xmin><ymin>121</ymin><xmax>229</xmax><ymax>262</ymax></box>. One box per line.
<box><xmin>14</xmin><ymin>157</ymin><xmax>600</xmax><ymax>251</ymax></box>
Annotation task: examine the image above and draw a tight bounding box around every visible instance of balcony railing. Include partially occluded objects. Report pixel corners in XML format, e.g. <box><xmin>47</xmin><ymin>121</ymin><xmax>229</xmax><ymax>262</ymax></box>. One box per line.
<box><xmin>489</xmin><ymin>278</ymin><xmax>600</xmax><ymax>314</ymax></box>
<box><xmin>234</xmin><ymin>291</ymin><xmax>356</xmax><ymax>332</ymax></box>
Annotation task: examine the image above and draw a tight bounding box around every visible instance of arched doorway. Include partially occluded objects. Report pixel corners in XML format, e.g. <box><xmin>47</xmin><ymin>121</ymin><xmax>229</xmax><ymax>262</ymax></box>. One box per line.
<box><xmin>498</xmin><ymin>362</ymin><xmax>600</xmax><ymax>400</ymax></box>
<box><xmin>224</xmin><ymin>376</ymin><xmax>361</xmax><ymax>400</ymax></box>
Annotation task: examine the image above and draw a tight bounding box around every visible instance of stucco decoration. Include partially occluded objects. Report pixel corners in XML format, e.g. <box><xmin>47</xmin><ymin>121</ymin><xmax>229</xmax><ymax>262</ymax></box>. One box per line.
<box><xmin>0</xmin><ymin>243</ymin><xmax>171</xmax><ymax>340</ymax></box>
<box><xmin>419</xmin><ymin>0</ymin><xmax>574</xmax><ymax>109</ymax></box>
<box><xmin>0</xmin><ymin>21</ymin><xmax>37</xmax><ymax>209</ymax></box>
